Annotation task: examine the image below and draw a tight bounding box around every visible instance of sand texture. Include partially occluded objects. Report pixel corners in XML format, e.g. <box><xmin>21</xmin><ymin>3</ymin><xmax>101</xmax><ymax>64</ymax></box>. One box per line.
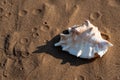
<box><xmin>0</xmin><ymin>0</ymin><xmax>120</xmax><ymax>80</ymax></box>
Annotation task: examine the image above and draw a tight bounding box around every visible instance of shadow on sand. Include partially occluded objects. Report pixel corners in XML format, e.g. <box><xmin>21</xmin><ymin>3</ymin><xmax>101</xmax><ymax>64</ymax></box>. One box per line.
<box><xmin>33</xmin><ymin>30</ymin><xmax>96</xmax><ymax>66</ymax></box>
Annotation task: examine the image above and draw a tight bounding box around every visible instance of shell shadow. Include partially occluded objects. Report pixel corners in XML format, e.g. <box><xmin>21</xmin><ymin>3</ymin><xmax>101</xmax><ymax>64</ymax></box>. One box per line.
<box><xmin>33</xmin><ymin>30</ymin><xmax>96</xmax><ymax>66</ymax></box>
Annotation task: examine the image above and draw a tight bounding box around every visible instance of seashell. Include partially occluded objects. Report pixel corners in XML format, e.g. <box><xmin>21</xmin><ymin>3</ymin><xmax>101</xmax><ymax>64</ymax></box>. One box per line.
<box><xmin>55</xmin><ymin>20</ymin><xmax>113</xmax><ymax>59</ymax></box>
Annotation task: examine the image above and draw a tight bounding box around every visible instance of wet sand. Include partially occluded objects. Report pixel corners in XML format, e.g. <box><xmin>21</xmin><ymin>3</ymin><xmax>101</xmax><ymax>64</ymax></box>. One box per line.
<box><xmin>0</xmin><ymin>0</ymin><xmax>120</xmax><ymax>80</ymax></box>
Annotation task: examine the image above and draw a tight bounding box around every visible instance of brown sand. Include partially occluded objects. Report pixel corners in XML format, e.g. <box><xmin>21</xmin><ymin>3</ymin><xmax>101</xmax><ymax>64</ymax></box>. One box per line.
<box><xmin>0</xmin><ymin>0</ymin><xmax>120</xmax><ymax>80</ymax></box>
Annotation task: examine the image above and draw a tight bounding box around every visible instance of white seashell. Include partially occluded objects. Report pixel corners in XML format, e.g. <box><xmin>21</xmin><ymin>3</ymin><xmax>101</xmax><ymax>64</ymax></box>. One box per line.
<box><xmin>55</xmin><ymin>20</ymin><xmax>113</xmax><ymax>59</ymax></box>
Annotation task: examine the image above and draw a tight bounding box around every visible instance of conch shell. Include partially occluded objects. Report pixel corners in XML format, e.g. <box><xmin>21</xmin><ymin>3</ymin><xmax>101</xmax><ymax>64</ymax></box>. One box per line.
<box><xmin>55</xmin><ymin>20</ymin><xmax>113</xmax><ymax>59</ymax></box>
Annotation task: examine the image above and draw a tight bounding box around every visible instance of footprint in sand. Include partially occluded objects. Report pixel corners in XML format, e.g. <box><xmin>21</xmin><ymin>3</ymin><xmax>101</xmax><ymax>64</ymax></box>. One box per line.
<box><xmin>96</xmin><ymin>76</ymin><xmax>103</xmax><ymax>80</ymax></box>
<box><xmin>2</xmin><ymin>0</ymin><xmax>7</xmax><ymax>5</ymax></box>
<box><xmin>90</xmin><ymin>11</ymin><xmax>102</xmax><ymax>20</ymax></box>
<box><xmin>20</xmin><ymin>37</ymin><xmax>30</xmax><ymax>45</ymax></box>
<box><xmin>0</xmin><ymin>7</ymin><xmax>4</xmax><ymax>15</ymax></box>
<box><xmin>108</xmin><ymin>0</ymin><xmax>120</xmax><ymax>7</ymax></box>
<box><xmin>43</xmin><ymin>21</ymin><xmax>48</xmax><ymax>25</ymax></box>
<box><xmin>31</xmin><ymin>27</ymin><xmax>38</xmax><ymax>32</ymax></box>
<box><xmin>40</xmin><ymin>25</ymin><xmax>50</xmax><ymax>32</ymax></box>
<box><xmin>75</xmin><ymin>75</ymin><xmax>85</xmax><ymax>80</ymax></box>
<box><xmin>31</xmin><ymin>27</ymin><xmax>39</xmax><ymax>38</ymax></box>
<box><xmin>0</xmin><ymin>57</ymin><xmax>7</xmax><ymax>69</ymax></box>
<box><xmin>1</xmin><ymin>0</ymin><xmax>13</xmax><ymax>5</ymax></box>
<box><xmin>32</xmin><ymin>9</ymin><xmax>42</xmax><ymax>15</ymax></box>
<box><xmin>18</xmin><ymin>10</ymin><xmax>28</xmax><ymax>17</ymax></box>
<box><xmin>32</xmin><ymin>33</ymin><xmax>39</xmax><ymax>38</ymax></box>
<box><xmin>32</xmin><ymin>4</ymin><xmax>45</xmax><ymax>17</ymax></box>
<box><xmin>116</xmin><ymin>76</ymin><xmax>120</xmax><ymax>80</ymax></box>
<box><xmin>5</xmin><ymin>12</ymin><xmax>11</xmax><ymax>18</ymax></box>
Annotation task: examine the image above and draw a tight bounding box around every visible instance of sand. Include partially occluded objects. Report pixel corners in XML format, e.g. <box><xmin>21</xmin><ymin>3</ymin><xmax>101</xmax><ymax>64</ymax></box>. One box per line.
<box><xmin>0</xmin><ymin>0</ymin><xmax>120</xmax><ymax>80</ymax></box>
